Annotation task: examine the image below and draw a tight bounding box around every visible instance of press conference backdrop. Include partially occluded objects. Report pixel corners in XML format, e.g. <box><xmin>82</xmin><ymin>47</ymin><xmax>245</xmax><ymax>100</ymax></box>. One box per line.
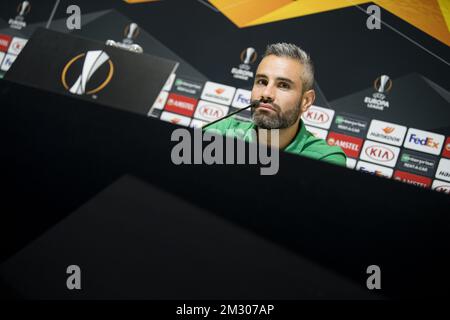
<box><xmin>0</xmin><ymin>0</ymin><xmax>449</xmax><ymax>194</ymax></box>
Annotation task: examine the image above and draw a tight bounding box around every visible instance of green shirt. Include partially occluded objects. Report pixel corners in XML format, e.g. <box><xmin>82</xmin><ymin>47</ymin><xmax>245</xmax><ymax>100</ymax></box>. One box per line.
<box><xmin>204</xmin><ymin>117</ymin><xmax>347</xmax><ymax>167</ymax></box>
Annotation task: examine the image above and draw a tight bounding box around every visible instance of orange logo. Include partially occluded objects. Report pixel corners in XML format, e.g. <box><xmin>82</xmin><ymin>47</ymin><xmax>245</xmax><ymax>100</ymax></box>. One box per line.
<box><xmin>382</xmin><ymin>127</ymin><xmax>395</xmax><ymax>134</ymax></box>
<box><xmin>215</xmin><ymin>88</ymin><xmax>225</xmax><ymax>95</ymax></box>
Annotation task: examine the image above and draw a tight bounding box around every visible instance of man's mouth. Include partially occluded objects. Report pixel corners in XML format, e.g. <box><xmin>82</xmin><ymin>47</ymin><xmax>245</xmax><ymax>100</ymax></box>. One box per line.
<box><xmin>257</xmin><ymin>103</ymin><xmax>276</xmax><ymax>112</ymax></box>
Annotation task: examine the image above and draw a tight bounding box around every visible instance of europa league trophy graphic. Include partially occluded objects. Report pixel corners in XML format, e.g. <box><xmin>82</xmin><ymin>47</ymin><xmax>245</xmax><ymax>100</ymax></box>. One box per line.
<box><xmin>364</xmin><ymin>74</ymin><xmax>393</xmax><ymax>111</ymax></box>
<box><xmin>377</xmin><ymin>75</ymin><xmax>391</xmax><ymax>93</ymax></box>
<box><xmin>242</xmin><ymin>47</ymin><xmax>256</xmax><ymax>65</ymax></box>
<box><xmin>9</xmin><ymin>1</ymin><xmax>31</xmax><ymax>30</ymax></box>
<box><xmin>231</xmin><ymin>47</ymin><xmax>258</xmax><ymax>81</ymax></box>
<box><xmin>106</xmin><ymin>23</ymin><xmax>144</xmax><ymax>54</ymax></box>
<box><xmin>373</xmin><ymin>74</ymin><xmax>392</xmax><ymax>99</ymax></box>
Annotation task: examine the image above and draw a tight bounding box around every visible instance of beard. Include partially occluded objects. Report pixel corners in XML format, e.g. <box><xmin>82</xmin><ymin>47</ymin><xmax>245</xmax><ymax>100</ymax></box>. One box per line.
<box><xmin>251</xmin><ymin>98</ymin><xmax>302</xmax><ymax>129</ymax></box>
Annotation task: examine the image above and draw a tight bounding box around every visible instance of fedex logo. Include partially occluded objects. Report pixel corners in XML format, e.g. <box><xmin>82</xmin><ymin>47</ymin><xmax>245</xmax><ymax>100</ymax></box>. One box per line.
<box><xmin>356</xmin><ymin>161</ymin><xmax>393</xmax><ymax>178</ymax></box>
<box><xmin>408</xmin><ymin>134</ymin><xmax>439</xmax><ymax>149</ymax></box>
<box><xmin>231</xmin><ymin>89</ymin><xmax>251</xmax><ymax>109</ymax></box>
<box><xmin>404</xmin><ymin>128</ymin><xmax>444</xmax><ymax>155</ymax></box>
<box><xmin>236</xmin><ymin>94</ymin><xmax>249</xmax><ymax>104</ymax></box>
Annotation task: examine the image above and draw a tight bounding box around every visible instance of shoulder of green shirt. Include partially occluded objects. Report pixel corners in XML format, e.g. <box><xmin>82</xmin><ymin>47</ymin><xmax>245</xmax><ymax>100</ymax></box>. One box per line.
<box><xmin>299</xmin><ymin>133</ymin><xmax>347</xmax><ymax>167</ymax></box>
<box><xmin>203</xmin><ymin>117</ymin><xmax>347</xmax><ymax>167</ymax></box>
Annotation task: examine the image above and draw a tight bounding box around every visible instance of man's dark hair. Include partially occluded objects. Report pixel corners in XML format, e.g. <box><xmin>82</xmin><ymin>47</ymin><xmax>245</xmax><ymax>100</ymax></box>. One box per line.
<box><xmin>263</xmin><ymin>42</ymin><xmax>315</xmax><ymax>92</ymax></box>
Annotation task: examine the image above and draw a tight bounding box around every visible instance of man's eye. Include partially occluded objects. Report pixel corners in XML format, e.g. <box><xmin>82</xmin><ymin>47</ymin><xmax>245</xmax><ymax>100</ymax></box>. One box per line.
<box><xmin>278</xmin><ymin>82</ymin><xmax>290</xmax><ymax>89</ymax></box>
<box><xmin>256</xmin><ymin>79</ymin><xmax>267</xmax><ymax>85</ymax></box>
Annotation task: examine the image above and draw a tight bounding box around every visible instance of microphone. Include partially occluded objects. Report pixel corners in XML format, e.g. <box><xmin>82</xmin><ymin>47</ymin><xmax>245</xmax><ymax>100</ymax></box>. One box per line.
<box><xmin>203</xmin><ymin>99</ymin><xmax>260</xmax><ymax>129</ymax></box>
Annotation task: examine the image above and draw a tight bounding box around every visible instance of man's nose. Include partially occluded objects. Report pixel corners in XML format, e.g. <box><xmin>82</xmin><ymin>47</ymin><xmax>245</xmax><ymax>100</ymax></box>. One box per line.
<box><xmin>261</xmin><ymin>83</ymin><xmax>275</xmax><ymax>102</ymax></box>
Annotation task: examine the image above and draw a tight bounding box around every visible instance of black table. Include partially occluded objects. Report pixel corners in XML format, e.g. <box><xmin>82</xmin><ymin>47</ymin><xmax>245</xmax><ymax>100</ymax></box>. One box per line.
<box><xmin>0</xmin><ymin>80</ymin><xmax>449</xmax><ymax>299</ymax></box>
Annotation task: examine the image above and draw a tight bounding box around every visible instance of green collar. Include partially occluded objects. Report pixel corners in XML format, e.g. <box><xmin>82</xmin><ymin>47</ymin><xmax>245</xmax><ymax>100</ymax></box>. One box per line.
<box><xmin>244</xmin><ymin>120</ymin><xmax>309</xmax><ymax>152</ymax></box>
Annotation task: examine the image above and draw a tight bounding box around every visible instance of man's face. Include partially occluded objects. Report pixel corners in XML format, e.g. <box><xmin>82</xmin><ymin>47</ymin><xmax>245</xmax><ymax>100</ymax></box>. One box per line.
<box><xmin>251</xmin><ymin>55</ymin><xmax>306</xmax><ymax>129</ymax></box>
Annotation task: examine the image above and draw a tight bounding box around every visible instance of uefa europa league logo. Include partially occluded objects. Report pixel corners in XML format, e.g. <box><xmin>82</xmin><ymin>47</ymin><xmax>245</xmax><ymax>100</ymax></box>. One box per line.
<box><xmin>123</xmin><ymin>23</ymin><xmax>140</xmax><ymax>44</ymax></box>
<box><xmin>364</xmin><ymin>74</ymin><xmax>392</xmax><ymax>111</ymax></box>
<box><xmin>375</xmin><ymin>75</ymin><xmax>392</xmax><ymax>93</ymax></box>
<box><xmin>374</xmin><ymin>74</ymin><xmax>392</xmax><ymax>95</ymax></box>
<box><xmin>240</xmin><ymin>47</ymin><xmax>257</xmax><ymax>66</ymax></box>
<box><xmin>61</xmin><ymin>50</ymin><xmax>114</xmax><ymax>97</ymax></box>
<box><xmin>231</xmin><ymin>46</ymin><xmax>258</xmax><ymax>81</ymax></box>
<box><xmin>9</xmin><ymin>1</ymin><xmax>31</xmax><ymax>30</ymax></box>
<box><xmin>16</xmin><ymin>1</ymin><xmax>30</xmax><ymax>21</ymax></box>
<box><xmin>106</xmin><ymin>23</ymin><xmax>143</xmax><ymax>54</ymax></box>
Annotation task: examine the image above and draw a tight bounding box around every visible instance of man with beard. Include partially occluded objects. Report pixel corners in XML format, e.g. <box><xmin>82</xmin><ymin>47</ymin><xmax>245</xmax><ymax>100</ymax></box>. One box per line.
<box><xmin>204</xmin><ymin>42</ymin><xmax>346</xmax><ymax>166</ymax></box>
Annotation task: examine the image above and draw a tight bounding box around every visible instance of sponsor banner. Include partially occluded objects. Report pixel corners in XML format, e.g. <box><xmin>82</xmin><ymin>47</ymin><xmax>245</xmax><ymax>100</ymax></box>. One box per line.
<box><xmin>346</xmin><ymin>158</ymin><xmax>357</xmax><ymax>170</ymax></box>
<box><xmin>148</xmin><ymin>108</ymin><xmax>162</xmax><ymax>119</ymax></box>
<box><xmin>331</xmin><ymin>112</ymin><xmax>369</xmax><ymax>138</ymax></box>
<box><xmin>8</xmin><ymin>37</ymin><xmax>27</xmax><ymax>55</ymax></box>
<box><xmin>435</xmin><ymin>158</ymin><xmax>450</xmax><ymax>182</ymax></box>
<box><xmin>432</xmin><ymin>180</ymin><xmax>450</xmax><ymax>194</ymax></box>
<box><xmin>393</xmin><ymin>170</ymin><xmax>432</xmax><ymax>188</ymax></box>
<box><xmin>403</xmin><ymin>128</ymin><xmax>444</xmax><ymax>155</ymax></box>
<box><xmin>150</xmin><ymin>90</ymin><xmax>169</xmax><ymax>111</ymax></box>
<box><xmin>305</xmin><ymin>125</ymin><xmax>328</xmax><ymax>140</ymax></box>
<box><xmin>190</xmin><ymin>119</ymin><xmax>207</xmax><ymax>129</ymax></box>
<box><xmin>163</xmin><ymin>73</ymin><xmax>176</xmax><ymax>91</ymax></box>
<box><xmin>442</xmin><ymin>137</ymin><xmax>450</xmax><ymax>158</ymax></box>
<box><xmin>397</xmin><ymin>150</ymin><xmax>438</xmax><ymax>178</ymax></box>
<box><xmin>160</xmin><ymin>111</ymin><xmax>191</xmax><ymax>127</ymax></box>
<box><xmin>172</xmin><ymin>76</ymin><xmax>204</xmax><ymax>98</ymax></box>
<box><xmin>0</xmin><ymin>53</ymin><xmax>17</xmax><ymax>72</ymax></box>
<box><xmin>164</xmin><ymin>93</ymin><xmax>198</xmax><ymax>117</ymax></box>
<box><xmin>201</xmin><ymin>81</ymin><xmax>236</xmax><ymax>106</ymax></box>
<box><xmin>326</xmin><ymin>131</ymin><xmax>363</xmax><ymax>158</ymax></box>
<box><xmin>367</xmin><ymin>119</ymin><xmax>407</xmax><ymax>146</ymax></box>
<box><xmin>231</xmin><ymin>88</ymin><xmax>252</xmax><ymax>109</ymax></box>
<box><xmin>356</xmin><ymin>160</ymin><xmax>393</xmax><ymax>178</ymax></box>
<box><xmin>301</xmin><ymin>105</ymin><xmax>334</xmax><ymax>129</ymax></box>
<box><xmin>359</xmin><ymin>140</ymin><xmax>400</xmax><ymax>168</ymax></box>
<box><xmin>194</xmin><ymin>100</ymin><xmax>229</xmax><ymax>122</ymax></box>
<box><xmin>0</xmin><ymin>34</ymin><xmax>12</xmax><ymax>52</ymax></box>
<box><xmin>228</xmin><ymin>106</ymin><xmax>252</xmax><ymax>122</ymax></box>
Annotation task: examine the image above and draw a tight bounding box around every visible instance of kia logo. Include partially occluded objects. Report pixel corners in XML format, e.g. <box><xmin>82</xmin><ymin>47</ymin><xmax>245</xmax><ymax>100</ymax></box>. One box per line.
<box><xmin>304</xmin><ymin>110</ymin><xmax>329</xmax><ymax>124</ymax></box>
<box><xmin>365</xmin><ymin>145</ymin><xmax>395</xmax><ymax>162</ymax></box>
<box><xmin>199</xmin><ymin>105</ymin><xmax>224</xmax><ymax>120</ymax></box>
<box><xmin>435</xmin><ymin>185</ymin><xmax>450</xmax><ymax>193</ymax></box>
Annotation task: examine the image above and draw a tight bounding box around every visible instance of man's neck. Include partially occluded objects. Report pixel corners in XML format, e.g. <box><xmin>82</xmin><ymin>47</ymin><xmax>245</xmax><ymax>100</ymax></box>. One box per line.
<box><xmin>257</xmin><ymin>119</ymin><xmax>301</xmax><ymax>149</ymax></box>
